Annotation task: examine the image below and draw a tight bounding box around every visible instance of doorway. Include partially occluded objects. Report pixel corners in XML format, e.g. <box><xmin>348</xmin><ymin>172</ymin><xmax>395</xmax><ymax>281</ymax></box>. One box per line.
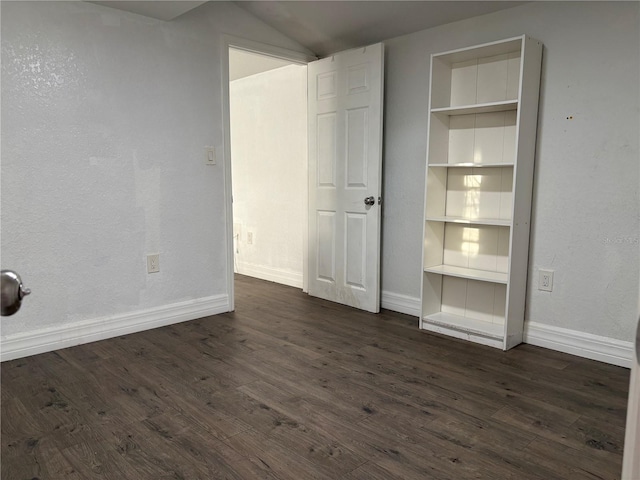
<box><xmin>227</xmin><ymin>46</ymin><xmax>309</xmax><ymax>299</ymax></box>
<box><xmin>222</xmin><ymin>38</ymin><xmax>384</xmax><ymax>314</ymax></box>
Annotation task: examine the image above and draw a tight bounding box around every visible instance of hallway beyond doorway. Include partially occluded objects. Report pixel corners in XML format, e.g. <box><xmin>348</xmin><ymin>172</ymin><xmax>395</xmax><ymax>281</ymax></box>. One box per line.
<box><xmin>229</xmin><ymin>48</ymin><xmax>308</xmax><ymax>290</ymax></box>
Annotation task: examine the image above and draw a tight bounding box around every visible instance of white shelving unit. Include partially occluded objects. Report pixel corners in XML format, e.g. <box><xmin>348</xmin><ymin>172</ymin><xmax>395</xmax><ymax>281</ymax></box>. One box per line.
<box><xmin>421</xmin><ymin>35</ymin><xmax>543</xmax><ymax>350</ymax></box>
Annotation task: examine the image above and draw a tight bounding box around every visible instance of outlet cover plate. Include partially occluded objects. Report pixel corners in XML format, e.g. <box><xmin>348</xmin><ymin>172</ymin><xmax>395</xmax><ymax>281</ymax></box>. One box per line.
<box><xmin>538</xmin><ymin>269</ymin><xmax>553</xmax><ymax>292</ymax></box>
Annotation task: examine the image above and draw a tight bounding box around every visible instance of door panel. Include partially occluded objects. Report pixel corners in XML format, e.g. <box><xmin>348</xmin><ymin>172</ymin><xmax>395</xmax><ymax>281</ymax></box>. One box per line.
<box><xmin>317</xmin><ymin>113</ymin><xmax>337</xmax><ymax>187</ymax></box>
<box><xmin>316</xmin><ymin>211</ymin><xmax>336</xmax><ymax>283</ymax></box>
<box><xmin>622</xmin><ymin>315</ymin><xmax>640</xmax><ymax>479</ymax></box>
<box><xmin>345</xmin><ymin>212</ymin><xmax>367</xmax><ymax>289</ymax></box>
<box><xmin>317</xmin><ymin>71</ymin><xmax>337</xmax><ymax>100</ymax></box>
<box><xmin>346</xmin><ymin>108</ymin><xmax>369</xmax><ymax>188</ymax></box>
<box><xmin>308</xmin><ymin>43</ymin><xmax>384</xmax><ymax>313</ymax></box>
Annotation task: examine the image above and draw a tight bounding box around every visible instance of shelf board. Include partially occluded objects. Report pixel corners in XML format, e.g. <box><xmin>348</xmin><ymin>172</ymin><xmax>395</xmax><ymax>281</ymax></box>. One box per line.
<box><xmin>432</xmin><ymin>36</ymin><xmax>524</xmax><ymax>64</ymax></box>
<box><xmin>424</xmin><ymin>265</ymin><xmax>508</xmax><ymax>284</ymax></box>
<box><xmin>428</xmin><ymin>162</ymin><xmax>514</xmax><ymax>168</ymax></box>
<box><xmin>426</xmin><ymin>216</ymin><xmax>510</xmax><ymax>227</ymax></box>
<box><xmin>431</xmin><ymin>100</ymin><xmax>518</xmax><ymax>116</ymax></box>
<box><xmin>422</xmin><ymin>312</ymin><xmax>504</xmax><ymax>340</ymax></box>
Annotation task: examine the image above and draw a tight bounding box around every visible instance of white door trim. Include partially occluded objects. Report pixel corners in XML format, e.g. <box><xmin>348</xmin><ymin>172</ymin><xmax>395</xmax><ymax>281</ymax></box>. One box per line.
<box><xmin>221</xmin><ymin>35</ymin><xmax>316</xmax><ymax>310</ymax></box>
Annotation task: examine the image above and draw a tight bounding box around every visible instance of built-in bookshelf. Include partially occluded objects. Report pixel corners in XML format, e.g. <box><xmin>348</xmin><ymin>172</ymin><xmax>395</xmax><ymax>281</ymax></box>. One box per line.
<box><xmin>421</xmin><ymin>35</ymin><xmax>543</xmax><ymax>350</ymax></box>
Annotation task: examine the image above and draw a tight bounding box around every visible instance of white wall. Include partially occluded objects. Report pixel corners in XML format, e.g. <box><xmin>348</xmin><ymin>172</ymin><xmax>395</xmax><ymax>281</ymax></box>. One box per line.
<box><xmin>0</xmin><ymin>1</ymin><xmax>311</xmax><ymax>354</ymax></box>
<box><xmin>381</xmin><ymin>2</ymin><xmax>639</xmax><ymax>345</ymax></box>
<box><xmin>229</xmin><ymin>49</ymin><xmax>294</xmax><ymax>81</ymax></box>
<box><xmin>230</xmin><ymin>64</ymin><xmax>307</xmax><ymax>288</ymax></box>
<box><xmin>3</xmin><ymin>0</ymin><xmax>638</xmax><ymax>365</ymax></box>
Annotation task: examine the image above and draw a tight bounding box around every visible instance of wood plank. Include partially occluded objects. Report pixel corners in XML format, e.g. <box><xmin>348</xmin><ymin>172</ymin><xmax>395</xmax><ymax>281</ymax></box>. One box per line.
<box><xmin>223</xmin><ymin>429</ymin><xmax>336</xmax><ymax>480</ymax></box>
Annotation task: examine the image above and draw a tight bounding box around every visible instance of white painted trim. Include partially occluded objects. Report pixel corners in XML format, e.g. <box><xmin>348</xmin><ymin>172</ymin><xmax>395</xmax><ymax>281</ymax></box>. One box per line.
<box><xmin>302</xmin><ymin>86</ymin><xmax>309</xmax><ymax>295</ymax></box>
<box><xmin>223</xmin><ymin>35</ymin><xmax>316</xmax><ymax>64</ymax></box>
<box><xmin>236</xmin><ymin>262</ymin><xmax>303</xmax><ymax>289</ymax></box>
<box><xmin>221</xmin><ymin>38</ymin><xmax>236</xmax><ymax>313</ymax></box>
<box><xmin>0</xmin><ymin>295</ymin><xmax>229</xmax><ymax>362</ymax></box>
<box><xmin>381</xmin><ymin>291</ymin><xmax>421</xmax><ymax>317</ymax></box>
<box><xmin>524</xmin><ymin>321</ymin><xmax>634</xmax><ymax>368</ymax></box>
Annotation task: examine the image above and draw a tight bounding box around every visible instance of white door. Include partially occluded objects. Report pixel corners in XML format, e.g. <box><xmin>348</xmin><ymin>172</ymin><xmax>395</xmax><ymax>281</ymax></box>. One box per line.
<box><xmin>622</xmin><ymin>315</ymin><xmax>640</xmax><ymax>479</ymax></box>
<box><xmin>307</xmin><ymin>43</ymin><xmax>384</xmax><ymax>313</ymax></box>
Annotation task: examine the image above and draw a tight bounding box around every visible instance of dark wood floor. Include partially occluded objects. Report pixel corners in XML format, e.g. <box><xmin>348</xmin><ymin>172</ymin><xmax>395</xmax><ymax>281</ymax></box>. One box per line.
<box><xmin>1</xmin><ymin>275</ymin><xmax>631</xmax><ymax>479</ymax></box>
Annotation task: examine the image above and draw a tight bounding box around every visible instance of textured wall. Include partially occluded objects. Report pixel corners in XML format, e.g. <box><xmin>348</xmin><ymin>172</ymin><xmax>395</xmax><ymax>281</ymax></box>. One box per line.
<box><xmin>0</xmin><ymin>1</ymin><xmax>310</xmax><ymax>337</ymax></box>
<box><xmin>2</xmin><ymin>0</ymin><xmax>638</xmax><ymax>347</ymax></box>
<box><xmin>230</xmin><ymin>64</ymin><xmax>307</xmax><ymax>285</ymax></box>
<box><xmin>381</xmin><ymin>1</ymin><xmax>639</xmax><ymax>340</ymax></box>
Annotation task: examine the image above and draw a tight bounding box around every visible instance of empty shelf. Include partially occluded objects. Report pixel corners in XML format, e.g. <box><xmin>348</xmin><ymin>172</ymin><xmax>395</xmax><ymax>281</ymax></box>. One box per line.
<box><xmin>424</xmin><ymin>265</ymin><xmax>508</xmax><ymax>284</ymax></box>
<box><xmin>426</xmin><ymin>216</ymin><xmax>511</xmax><ymax>227</ymax></box>
<box><xmin>431</xmin><ymin>100</ymin><xmax>518</xmax><ymax>116</ymax></box>
<box><xmin>422</xmin><ymin>312</ymin><xmax>504</xmax><ymax>340</ymax></box>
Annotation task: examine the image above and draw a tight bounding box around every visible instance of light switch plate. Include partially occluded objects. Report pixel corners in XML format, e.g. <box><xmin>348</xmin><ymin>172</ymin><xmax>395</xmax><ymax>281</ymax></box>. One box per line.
<box><xmin>147</xmin><ymin>254</ymin><xmax>160</xmax><ymax>274</ymax></box>
<box><xmin>205</xmin><ymin>146</ymin><xmax>216</xmax><ymax>165</ymax></box>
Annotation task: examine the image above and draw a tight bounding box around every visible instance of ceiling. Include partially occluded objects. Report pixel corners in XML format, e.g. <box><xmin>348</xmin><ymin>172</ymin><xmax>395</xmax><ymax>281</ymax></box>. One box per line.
<box><xmin>89</xmin><ymin>1</ymin><xmax>207</xmax><ymax>21</ymax></box>
<box><xmin>236</xmin><ymin>1</ymin><xmax>525</xmax><ymax>56</ymax></box>
<box><xmin>90</xmin><ymin>1</ymin><xmax>525</xmax><ymax>56</ymax></box>
<box><xmin>229</xmin><ymin>48</ymin><xmax>298</xmax><ymax>81</ymax></box>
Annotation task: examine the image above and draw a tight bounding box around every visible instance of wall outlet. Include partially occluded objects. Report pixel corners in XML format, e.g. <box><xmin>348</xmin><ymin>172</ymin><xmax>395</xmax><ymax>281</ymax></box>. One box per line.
<box><xmin>538</xmin><ymin>269</ymin><xmax>553</xmax><ymax>292</ymax></box>
<box><xmin>147</xmin><ymin>254</ymin><xmax>160</xmax><ymax>274</ymax></box>
<box><xmin>247</xmin><ymin>232</ymin><xmax>253</xmax><ymax>245</ymax></box>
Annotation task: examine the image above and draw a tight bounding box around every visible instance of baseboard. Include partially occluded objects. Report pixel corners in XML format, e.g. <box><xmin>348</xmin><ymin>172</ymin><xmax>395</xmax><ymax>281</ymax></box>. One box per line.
<box><xmin>381</xmin><ymin>291</ymin><xmax>421</xmax><ymax>317</ymax></box>
<box><xmin>236</xmin><ymin>262</ymin><xmax>303</xmax><ymax>289</ymax></box>
<box><xmin>1</xmin><ymin>295</ymin><xmax>229</xmax><ymax>362</ymax></box>
<box><xmin>376</xmin><ymin>292</ymin><xmax>633</xmax><ymax>367</ymax></box>
<box><xmin>523</xmin><ymin>321</ymin><xmax>634</xmax><ymax>368</ymax></box>
<box><xmin>7</xmin><ymin>291</ymin><xmax>629</xmax><ymax>368</ymax></box>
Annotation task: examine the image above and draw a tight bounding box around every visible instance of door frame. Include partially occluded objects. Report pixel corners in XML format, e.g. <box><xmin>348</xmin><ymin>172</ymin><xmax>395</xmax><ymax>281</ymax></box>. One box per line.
<box><xmin>221</xmin><ymin>35</ymin><xmax>316</xmax><ymax>311</ymax></box>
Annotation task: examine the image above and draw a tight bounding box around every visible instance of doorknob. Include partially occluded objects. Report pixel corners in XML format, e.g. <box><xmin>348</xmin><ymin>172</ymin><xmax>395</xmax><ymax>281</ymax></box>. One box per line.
<box><xmin>1</xmin><ymin>270</ymin><xmax>31</xmax><ymax>316</ymax></box>
<box><xmin>364</xmin><ymin>196</ymin><xmax>375</xmax><ymax>206</ymax></box>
